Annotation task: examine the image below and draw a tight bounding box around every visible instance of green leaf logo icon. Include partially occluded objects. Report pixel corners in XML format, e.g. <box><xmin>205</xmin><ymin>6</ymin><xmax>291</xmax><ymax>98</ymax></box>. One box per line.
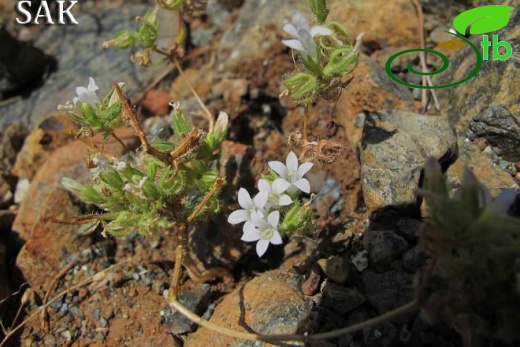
<box><xmin>453</xmin><ymin>5</ymin><xmax>514</xmax><ymax>35</ymax></box>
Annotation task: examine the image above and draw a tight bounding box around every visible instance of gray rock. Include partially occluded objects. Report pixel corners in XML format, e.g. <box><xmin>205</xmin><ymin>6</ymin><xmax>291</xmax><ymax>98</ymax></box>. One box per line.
<box><xmin>363</xmin><ymin>229</ymin><xmax>409</xmax><ymax>265</ymax></box>
<box><xmin>0</xmin><ymin>5</ymin><xmax>167</xmax><ymax>132</ymax></box>
<box><xmin>360</xmin><ymin>109</ymin><xmax>457</xmax><ymax>211</ymax></box>
<box><xmin>320</xmin><ymin>281</ymin><xmax>366</xmax><ymax>314</ymax></box>
<box><xmin>163</xmin><ymin>283</ymin><xmax>212</xmax><ymax>335</ymax></box>
<box><xmin>436</xmin><ymin>7</ymin><xmax>520</xmax><ymax>162</ymax></box>
<box><xmin>363</xmin><ymin>322</ymin><xmax>398</xmax><ymax>347</ymax></box>
<box><xmin>361</xmin><ymin>270</ymin><xmax>414</xmax><ymax>319</ymax></box>
<box><xmin>402</xmin><ymin>245</ymin><xmax>425</xmax><ymax>273</ymax></box>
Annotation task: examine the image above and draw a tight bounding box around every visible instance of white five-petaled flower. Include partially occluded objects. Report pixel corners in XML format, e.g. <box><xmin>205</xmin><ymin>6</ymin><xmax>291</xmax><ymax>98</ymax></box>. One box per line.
<box><xmin>242</xmin><ymin>211</ymin><xmax>283</xmax><ymax>257</ymax></box>
<box><xmin>227</xmin><ymin>188</ymin><xmax>268</xmax><ymax>231</ymax></box>
<box><xmin>268</xmin><ymin>151</ymin><xmax>314</xmax><ymax>195</ymax></box>
<box><xmin>258</xmin><ymin>178</ymin><xmax>292</xmax><ymax>208</ymax></box>
<box><xmin>282</xmin><ymin>12</ymin><xmax>333</xmax><ymax>61</ymax></box>
<box><xmin>73</xmin><ymin>77</ymin><xmax>100</xmax><ymax>106</ymax></box>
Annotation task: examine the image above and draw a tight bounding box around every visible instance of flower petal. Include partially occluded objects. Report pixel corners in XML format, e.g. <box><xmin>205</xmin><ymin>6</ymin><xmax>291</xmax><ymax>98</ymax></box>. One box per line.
<box><xmin>253</xmin><ymin>191</ymin><xmax>269</xmax><ymax>209</ymax></box>
<box><xmin>228</xmin><ymin>209</ymin><xmax>249</xmax><ymax>224</ymax></box>
<box><xmin>268</xmin><ymin>160</ymin><xmax>288</xmax><ymax>179</ymax></box>
<box><xmin>243</xmin><ymin>220</ymin><xmax>258</xmax><ymax>234</ymax></box>
<box><xmin>282</xmin><ymin>39</ymin><xmax>305</xmax><ymax>52</ymax></box>
<box><xmin>278</xmin><ymin>194</ymin><xmax>293</xmax><ymax>206</ymax></box>
<box><xmin>270</xmin><ymin>230</ymin><xmax>283</xmax><ymax>245</ymax></box>
<box><xmin>310</xmin><ymin>26</ymin><xmax>333</xmax><ymax>37</ymax></box>
<box><xmin>286</xmin><ymin>151</ymin><xmax>299</xmax><ymax>172</ymax></box>
<box><xmin>267</xmin><ymin>211</ymin><xmax>280</xmax><ymax>227</ymax></box>
<box><xmin>256</xmin><ymin>239</ymin><xmax>270</xmax><ymax>257</ymax></box>
<box><xmin>292</xmin><ymin>13</ymin><xmax>309</xmax><ymax>31</ymax></box>
<box><xmin>73</xmin><ymin>96</ymin><xmax>79</xmax><ymax>106</ymax></box>
<box><xmin>283</xmin><ymin>23</ymin><xmax>298</xmax><ymax>37</ymax></box>
<box><xmin>297</xmin><ymin>162</ymin><xmax>314</xmax><ymax>177</ymax></box>
<box><xmin>237</xmin><ymin>188</ymin><xmax>253</xmax><ymax>209</ymax></box>
<box><xmin>294</xmin><ymin>178</ymin><xmax>311</xmax><ymax>194</ymax></box>
<box><xmin>257</xmin><ymin>179</ymin><xmax>271</xmax><ymax>193</ymax></box>
<box><xmin>272</xmin><ymin>178</ymin><xmax>290</xmax><ymax>194</ymax></box>
<box><xmin>241</xmin><ymin>227</ymin><xmax>260</xmax><ymax>242</ymax></box>
<box><xmin>87</xmin><ymin>77</ymin><xmax>99</xmax><ymax>91</ymax></box>
<box><xmin>76</xmin><ymin>86</ymin><xmax>88</xmax><ymax>95</ymax></box>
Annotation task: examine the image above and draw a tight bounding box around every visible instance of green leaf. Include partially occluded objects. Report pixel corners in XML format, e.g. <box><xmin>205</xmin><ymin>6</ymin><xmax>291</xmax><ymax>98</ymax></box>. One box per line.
<box><xmin>171</xmin><ymin>110</ymin><xmax>191</xmax><ymax>136</ymax></box>
<box><xmin>453</xmin><ymin>5</ymin><xmax>514</xmax><ymax>35</ymax></box>
<box><xmin>151</xmin><ymin>140</ymin><xmax>176</xmax><ymax>152</ymax></box>
<box><xmin>309</xmin><ymin>0</ymin><xmax>329</xmax><ymax>24</ymax></box>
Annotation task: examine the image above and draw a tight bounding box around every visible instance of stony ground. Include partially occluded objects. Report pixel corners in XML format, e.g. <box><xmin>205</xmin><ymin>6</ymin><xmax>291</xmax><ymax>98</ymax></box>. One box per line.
<box><xmin>0</xmin><ymin>0</ymin><xmax>519</xmax><ymax>346</ymax></box>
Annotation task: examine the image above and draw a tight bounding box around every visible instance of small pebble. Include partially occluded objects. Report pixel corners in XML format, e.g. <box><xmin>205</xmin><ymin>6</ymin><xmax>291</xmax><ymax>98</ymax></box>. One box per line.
<box><xmin>128</xmin><ymin>287</ymin><xmax>138</xmax><ymax>297</ymax></box>
<box><xmin>351</xmin><ymin>250</ymin><xmax>368</xmax><ymax>272</ymax></box>
<box><xmin>43</xmin><ymin>334</ymin><xmax>56</xmax><ymax>346</ymax></box>
<box><xmin>99</xmin><ymin>317</ymin><xmax>108</xmax><ymax>328</ymax></box>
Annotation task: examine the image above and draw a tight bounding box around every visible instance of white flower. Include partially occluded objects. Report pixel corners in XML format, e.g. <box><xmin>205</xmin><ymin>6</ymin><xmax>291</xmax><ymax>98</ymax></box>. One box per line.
<box><xmin>241</xmin><ymin>211</ymin><xmax>283</xmax><ymax>257</ymax></box>
<box><xmin>73</xmin><ymin>77</ymin><xmax>100</xmax><ymax>106</ymax></box>
<box><xmin>268</xmin><ymin>151</ymin><xmax>314</xmax><ymax>195</ymax></box>
<box><xmin>282</xmin><ymin>12</ymin><xmax>333</xmax><ymax>61</ymax></box>
<box><xmin>228</xmin><ymin>188</ymin><xmax>268</xmax><ymax>231</ymax></box>
<box><xmin>258</xmin><ymin>178</ymin><xmax>292</xmax><ymax>208</ymax></box>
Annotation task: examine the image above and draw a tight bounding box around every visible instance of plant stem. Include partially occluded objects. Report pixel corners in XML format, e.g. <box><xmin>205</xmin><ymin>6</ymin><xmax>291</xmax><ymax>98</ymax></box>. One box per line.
<box><xmin>303</xmin><ymin>104</ymin><xmax>309</xmax><ymax>141</ymax></box>
<box><xmin>169</xmin><ymin>298</ymin><xmax>418</xmax><ymax>343</ymax></box>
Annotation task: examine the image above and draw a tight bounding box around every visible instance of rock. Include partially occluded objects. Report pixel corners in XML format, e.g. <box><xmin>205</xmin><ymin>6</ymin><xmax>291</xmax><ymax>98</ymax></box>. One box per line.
<box><xmin>436</xmin><ymin>7</ymin><xmax>520</xmax><ymax>162</ymax></box>
<box><xmin>301</xmin><ymin>264</ymin><xmax>322</xmax><ymax>296</ymax></box>
<box><xmin>316</xmin><ymin>255</ymin><xmax>354</xmax><ymax>284</ymax></box>
<box><xmin>360</xmin><ymin>109</ymin><xmax>458</xmax><ymax>211</ymax></box>
<box><xmin>14</xmin><ymin>128</ymin><xmax>138</xmax><ymax>291</ymax></box>
<box><xmin>320</xmin><ymin>281</ymin><xmax>365</xmax><ymax>314</ymax></box>
<box><xmin>361</xmin><ymin>270</ymin><xmax>414</xmax><ymax>319</ymax></box>
<box><xmin>0</xmin><ymin>6</ymin><xmax>167</xmax><ymax>132</ymax></box>
<box><xmin>363</xmin><ymin>322</ymin><xmax>398</xmax><ymax>347</ymax></box>
<box><xmin>13</xmin><ymin>178</ymin><xmax>29</xmax><ymax>204</ymax></box>
<box><xmin>362</xmin><ymin>229</ymin><xmax>409</xmax><ymax>265</ymax></box>
<box><xmin>336</xmin><ymin>55</ymin><xmax>416</xmax><ymax>146</ymax></box>
<box><xmin>163</xmin><ymin>284</ymin><xmax>212</xmax><ymax>334</ymax></box>
<box><xmin>315</xmin><ymin>178</ymin><xmax>344</xmax><ymax>217</ymax></box>
<box><xmin>0</xmin><ymin>27</ymin><xmax>52</xmax><ymax>97</ymax></box>
<box><xmin>0</xmin><ymin>123</ymin><xmax>28</xmax><ymax>172</ymax></box>
<box><xmin>0</xmin><ymin>175</ymin><xmax>13</xmax><ymax>208</ymax></box>
<box><xmin>446</xmin><ymin>138</ymin><xmax>517</xmax><ymax>197</ymax></box>
<box><xmin>402</xmin><ymin>245</ymin><xmax>426</xmax><ymax>273</ymax></box>
<box><xmin>12</xmin><ymin>112</ymin><xmax>78</xmax><ymax>180</ymax></box>
<box><xmin>185</xmin><ymin>267</ymin><xmax>312</xmax><ymax>347</ymax></box>
<box><xmin>141</xmin><ymin>90</ymin><xmax>171</xmax><ymax>116</ymax></box>
<box><xmin>351</xmin><ymin>250</ymin><xmax>368</xmax><ymax>272</ymax></box>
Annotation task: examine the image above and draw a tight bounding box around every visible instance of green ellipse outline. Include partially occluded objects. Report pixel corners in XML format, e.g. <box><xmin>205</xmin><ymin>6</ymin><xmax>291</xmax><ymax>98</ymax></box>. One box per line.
<box><xmin>385</xmin><ymin>32</ymin><xmax>483</xmax><ymax>89</ymax></box>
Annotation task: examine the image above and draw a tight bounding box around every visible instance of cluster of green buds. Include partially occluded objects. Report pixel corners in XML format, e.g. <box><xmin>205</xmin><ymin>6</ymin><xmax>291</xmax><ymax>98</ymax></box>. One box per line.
<box><xmin>281</xmin><ymin>0</ymin><xmax>362</xmax><ymax>104</ymax></box>
<box><xmin>416</xmin><ymin>157</ymin><xmax>520</xmax><ymax>344</ymax></box>
<box><xmin>60</xmin><ymin>77</ymin><xmax>229</xmax><ymax>238</ymax></box>
<box><xmin>102</xmin><ymin>0</ymin><xmax>209</xmax><ymax>66</ymax></box>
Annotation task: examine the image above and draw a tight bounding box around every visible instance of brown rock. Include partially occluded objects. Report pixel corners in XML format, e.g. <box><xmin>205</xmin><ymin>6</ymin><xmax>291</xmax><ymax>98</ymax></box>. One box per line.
<box><xmin>12</xmin><ymin>112</ymin><xmax>78</xmax><ymax>180</ymax></box>
<box><xmin>0</xmin><ymin>123</ymin><xmax>28</xmax><ymax>172</ymax></box>
<box><xmin>337</xmin><ymin>55</ymin><xmax>415</xmax><ymax>146</ymax></box>
<box><xmin>14</xmin><ymin>128</ymin><xmax>138</xmax><ymax>291</ymax></box>
<box><xmin>0</xmin><ymin>243</ymin><xmax>10</xmax><ymax>311</ymax></box>
<box><xmin>185</xmin><ymin>268</ymin><xmax>312</xmax><ymax>347</ymax></box>
<box><xmin>447</xmin><ymin>138</ymin><xmax>517</xmax><ymax>197</ymax></box>
<box><xmin>141</xmin><ymin>90</ymin><xmax>171</xmax><ymax>116</ymax></box>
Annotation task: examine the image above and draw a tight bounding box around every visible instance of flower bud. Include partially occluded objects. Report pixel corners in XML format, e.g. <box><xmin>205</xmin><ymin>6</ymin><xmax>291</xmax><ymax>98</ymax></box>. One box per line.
<box><xmin>309</xmin><ymin>0</ymin><xmax>329</xmax><ymax>24</ymax></box>
<box><xmin>103</xmin><ymin>30</ymin><xmax>135</xmax><ymax>49</ymax></box>
<box><xmin>283</xmin><ymin>72</ymin><xmax>319</xmax><ymax>104</ymax></box>
<box><xmin>322</xmin><ymin>46</ymin><xmax>359</xmax><ymax>78</ymax></box>
<box><xmin>131</xmin><ymin>49</ymin><xmax>152</xmax><ymax>67</ymax></box>
<box><xmin>212</xmin><ymin>111</ymin><xmax>228</xmax><ymax>144</ymax></box>
<box><xmin>136</xmin><ymin>10</ymin><xmax>159</xmax><ymax>47</ymax></box>
<box><xmin>278</xmin><ymin>202</ymin><xmax>312</xmax><ymax>236</ymax></box>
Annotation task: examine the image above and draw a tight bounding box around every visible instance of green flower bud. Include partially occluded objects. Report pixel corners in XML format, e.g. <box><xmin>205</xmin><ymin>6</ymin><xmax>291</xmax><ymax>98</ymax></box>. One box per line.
<box><xmin>211</xmin><ymin>111</ymin><xmax>228</xmax><ymax>144</ymax></box>
<box><xmin>103</xmin><ymin>30</ymin><xmax>136</xmax><ymax>49</ymax></box>
<box><xmin>79</xmin><ymin>102</ymin><xmax>98</xmax><ymax>124</ymax></box>
<box><xmin>136</xmin><ymin>10</ymin><xmax>159</xmax><ymax>47</ymax></box>
<box><xmin>279</xmin><ymin>202</ymin><xmax>313</xmax><ymax>236</ymax></box>
<box><xmin>61</xmin><ymin>177</ymin><xmax>86</xmax><ymax>196</ymax></box>
<box><xmin>157</xmin><ymin>0</ymin><xmax>184</xmax><ymax>10</ymax></box>
<box><xmin>322</xmin><ymin>46</ymin><xmax>359</xmax><ymax>78</ymax></box>
<box><xmin>100</xmin><ymin>168</ymin><xmax>124</xmax><ymax>189</ymax></box>
<box><xmin>79</xmin><ymin>186</ymin><xmax>105</xmax><ymax>204</ymax></box>
<box><xmin>310</xmin><ymin>0</ymin><xmax>329</xmax><ymax>24</ymax></box>
<box><xmin>283</xmin><ymin>72</ymin><xmax>319</xmax><ymax>104</ymax></box>
<box><xmin>326</xmin><ymin>21</ymin><xmax>353</xmax><ymax>45</ymax></box>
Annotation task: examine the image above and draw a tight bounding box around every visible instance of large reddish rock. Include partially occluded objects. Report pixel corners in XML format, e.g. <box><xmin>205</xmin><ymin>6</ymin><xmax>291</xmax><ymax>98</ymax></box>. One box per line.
<box><xmin>14</xmin><ymin>128</ymin><xmax>138</xmax><ymax>291</ymax></box>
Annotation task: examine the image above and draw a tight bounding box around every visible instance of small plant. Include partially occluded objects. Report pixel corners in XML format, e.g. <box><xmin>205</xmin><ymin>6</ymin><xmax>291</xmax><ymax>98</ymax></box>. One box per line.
<box><xmin>58</xmin><ymin>77</ymin><xmax>231</xmax><ymax>301</ymax></box>
<box><xmin>415</xmin><ymin>157</ymin><xmax>520</xmax><ymax>347</ymax></box>
<box><xmin>280</xmin><ymin>0</ymin><xmax>363</xmax><ymax>163</ymax></box>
